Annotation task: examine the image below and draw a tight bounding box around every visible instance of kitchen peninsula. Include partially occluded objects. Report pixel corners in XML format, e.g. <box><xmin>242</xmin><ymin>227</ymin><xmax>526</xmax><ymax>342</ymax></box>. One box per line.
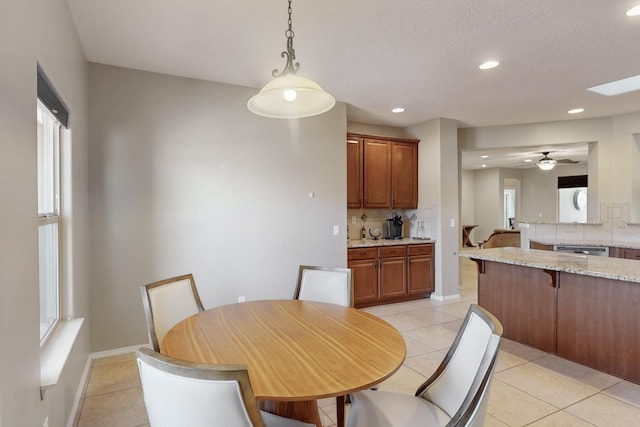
<box><xmin>457</xmin><ymin>247</ymin><xmax>640</xmax><ymax>385</ymax></box>
<box><xmin>348</xmin><ymin>238</ymin><xmax>435</xmax><ymax>308</ymax></box>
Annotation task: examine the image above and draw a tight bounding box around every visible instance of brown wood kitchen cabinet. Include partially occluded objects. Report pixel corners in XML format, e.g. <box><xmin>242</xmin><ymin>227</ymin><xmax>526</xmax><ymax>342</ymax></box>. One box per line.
<box><xmin>348</xmin><ymin>243</ymin><xmax>433</xmax><ymax>308</ymax></box>
<box><xmin>347</xmin><ymin>247</ymin><xmax>378</xmax><ymax>305</ymax></box>
<box><xmin>346</xmin><ymin>137</ymin><xmax>363</xmax><ymax>208</ymax></box>
<box><xmin>378</xmin><ymin>246</ymin><xmax>407</xmax><ymax>299</ymax></box>
<box><xmin>346</xmin><ymin>133</ymin><xmax>419</xmax><ymax>209</ymax></box>
<box><xmin>609</xmin><ymin>247</ymin><xmax>640</xmax><ymax>260</ymax></box>
<box><xmin>407</xmin><ymin>244</ymin><xmax>434</xmax><ymax>294</ymax></box>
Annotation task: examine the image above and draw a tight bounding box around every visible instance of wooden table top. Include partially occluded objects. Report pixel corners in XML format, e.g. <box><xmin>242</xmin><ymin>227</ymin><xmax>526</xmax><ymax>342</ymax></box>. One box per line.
<box><xmin>161</xmin><ymin>299</ymin><xmax>406</xmax><ymax>401</ymax></box>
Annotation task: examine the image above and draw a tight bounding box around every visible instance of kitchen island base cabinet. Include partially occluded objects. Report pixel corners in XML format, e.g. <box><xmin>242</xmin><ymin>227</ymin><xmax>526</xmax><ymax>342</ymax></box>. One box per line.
<box><xmin>557</xmin><ymin>274</ymin><xmax>640</xmax><ymax>384</ymax></box>
<box><xmin>473</xmin><ymin>257</ymin><xmax>640</xmax><ymax>385</ymax></box>
<box><xmin>477</xmin><ymin>261</ymin><xmax>556</xmax><ymax>353</ymax></box>
<box><xmin>349</xmin><ymin>243</ymin><xmax>433</xmax><ymax>308</ymax></box>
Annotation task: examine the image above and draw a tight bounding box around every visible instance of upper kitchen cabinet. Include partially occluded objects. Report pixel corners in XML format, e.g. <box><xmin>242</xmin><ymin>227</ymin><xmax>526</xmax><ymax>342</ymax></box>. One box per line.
<box><xmin>347</xmin><ymin>137</ymin><xmax>363</xmax><ymax>208</ymax></box>
<box><xmin>347</xmin><ymin>133</ymin><xmax>419</xmax><ymax>209</ymax></box>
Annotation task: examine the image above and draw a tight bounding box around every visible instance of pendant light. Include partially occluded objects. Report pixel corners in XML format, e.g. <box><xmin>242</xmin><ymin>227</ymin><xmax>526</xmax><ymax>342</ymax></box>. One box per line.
<box><xmin>247</xmin><ymin>0</ymin><xmax>335</xmax><ymax>119</ymax></box>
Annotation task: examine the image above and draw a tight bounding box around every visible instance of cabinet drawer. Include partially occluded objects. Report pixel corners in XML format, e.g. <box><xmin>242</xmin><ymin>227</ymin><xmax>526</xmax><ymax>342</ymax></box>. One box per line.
<box><xmin>348</xmin><ymin>247</ymin><xmax>378</xmax><ymax>260</ymax></box>
<box><xmin>408</xmin><ymin>244</ymin><xmax>433</xmax><ymax>256</ymax></box>
<box><xmin>378</xmin><ymin>245</ymin><xmax>407</xmax><ymax>258</ymax></box>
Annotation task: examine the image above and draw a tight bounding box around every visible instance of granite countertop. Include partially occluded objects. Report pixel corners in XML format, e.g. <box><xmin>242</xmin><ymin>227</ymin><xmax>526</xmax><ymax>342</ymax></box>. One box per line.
<box><xmin>456</xmin><ymin>247</ymin><xmax>640</xmax><ymax>284</ymax></box>
<box><xmin>347</xmin><ymin>237</ymin><xmax>435</xmax><ymax>249</ymax></box>
<box><xmin>529</xmin><ymin>239</ymin><xmax>640</xmax><ymax>249</ymax></box>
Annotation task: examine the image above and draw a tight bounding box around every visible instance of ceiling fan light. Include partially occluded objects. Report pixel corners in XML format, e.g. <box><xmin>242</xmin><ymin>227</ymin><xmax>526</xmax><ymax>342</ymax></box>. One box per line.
<box><xmin>247</xmin><ymin>74</ymin><xmax>336</xmax><ymax>119</ymax></box>
<box><xmin>537</xmin><ymin>159</ymin><xmax>557</xmax><ymax>170</ymax></box>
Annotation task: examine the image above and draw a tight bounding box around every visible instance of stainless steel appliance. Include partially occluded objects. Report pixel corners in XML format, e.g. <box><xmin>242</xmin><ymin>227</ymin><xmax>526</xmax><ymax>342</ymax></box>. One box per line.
<box><xmin>553</xmin><ymin>245</ymin><xmax>609</xmax><ymax>256</ymax></box>
<box><xmin>385</xmin><ymin>214</ymin><xmax>403</xmax><ymax>240</ymax></box>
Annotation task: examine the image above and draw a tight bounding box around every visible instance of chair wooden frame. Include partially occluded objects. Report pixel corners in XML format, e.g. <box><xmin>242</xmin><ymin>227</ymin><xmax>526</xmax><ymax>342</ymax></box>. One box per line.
<box><xmin>415</xmin><ymin>304</ymin><xmax>503</xmax><ymax>426</ymax></box>
<box><xmin>346</xmin><ymin>304</ymin><xmax>502</xmax><ymax>427</ymax></box>
<box><xmin>140</xmin><ymin>273</ymin><xmax>205</xmax><ymax>351</ymax></box>
<box><xmin>293</xmin><ymin>265</ymin><xmax>354</xmax><ymax>308</ymax></box>
<box><xmin>136</xmin><ymin>347</ymin><xmax>266</xmax><ymax>427</ymax></box>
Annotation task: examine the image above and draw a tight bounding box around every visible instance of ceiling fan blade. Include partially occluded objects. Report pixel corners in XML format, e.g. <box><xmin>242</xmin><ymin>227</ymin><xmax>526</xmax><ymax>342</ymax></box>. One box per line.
<box><xmin>557</xmin><ymin>159</ymin><xmax>579</xmax><ymax>164</ymax></box>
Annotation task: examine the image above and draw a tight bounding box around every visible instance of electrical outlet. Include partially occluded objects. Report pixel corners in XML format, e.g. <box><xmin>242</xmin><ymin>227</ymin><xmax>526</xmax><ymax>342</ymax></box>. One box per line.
<box><xmin>333</xmin><ymin>225</ymin><xmax>339</xmax><ymax>235</ymax></box>
<box><xmin>238</xmin><ymin>296</ymin><xmax>246</xmax><ymax>303</ymax></box>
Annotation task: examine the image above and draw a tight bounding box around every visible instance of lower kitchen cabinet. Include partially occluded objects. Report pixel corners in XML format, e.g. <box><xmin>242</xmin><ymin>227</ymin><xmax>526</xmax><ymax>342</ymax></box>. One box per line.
<box><xmin>379</xmin><ymin>246</ymin><xmax>407</xmax><ymax>299</ymax></box>
<box><xmin>408</xmin><ymin>244</ymin><xmax>434</xmax><ymax>294</ymax></box>
<box><xmin>348</xmin><ymin>243</ymin><xmax>434</xmax><ymax>308</ymax></box>
<box><xmin>609</xmin><ymin>247</ymin><xmax>640</xmax><ymax>260</ymax></box>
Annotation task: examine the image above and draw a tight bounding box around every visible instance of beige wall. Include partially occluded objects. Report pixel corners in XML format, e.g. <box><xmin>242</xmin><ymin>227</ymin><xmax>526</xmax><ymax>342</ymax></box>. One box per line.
<box><xmin>89</xmin><ymin>64</ymin><xmax>348</xmax><ymax>351</ymax></box>
<box><xmin>406</xmin><ymin>118</ymin><xmax>460</xmax><ymax>298</ymax></box>
<box><xmin>0</xmin><ymin>0</ymin><xmax>90</xmax><ymax>426</ymax></box>
<box><xmin>459</xmin><ymin>113</ymin><xmax>640</xmax><ymax>228</ymax></box>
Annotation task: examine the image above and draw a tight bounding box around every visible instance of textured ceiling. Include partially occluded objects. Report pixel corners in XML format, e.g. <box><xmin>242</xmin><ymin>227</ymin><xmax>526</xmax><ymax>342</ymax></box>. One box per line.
<box><xmin>66</xmin><ymin>0</ymin><xmax>640</xmax><ymax>130</ymax></box>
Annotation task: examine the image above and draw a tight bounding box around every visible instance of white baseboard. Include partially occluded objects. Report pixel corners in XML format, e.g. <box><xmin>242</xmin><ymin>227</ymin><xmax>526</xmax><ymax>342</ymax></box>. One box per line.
<box><xmin>91</xmin><ymin>343</ymin><xmax>151</xmax><ymax>360</ymax></box>
<box><xmin>430</xmin><ymin>293</ymin><xmax>461</xmax><ymax>301</ymax></box>
<box><xmin>67</xmin><ymin>344</ymin><xmax>150</xmax><ymax>427</ymax></box>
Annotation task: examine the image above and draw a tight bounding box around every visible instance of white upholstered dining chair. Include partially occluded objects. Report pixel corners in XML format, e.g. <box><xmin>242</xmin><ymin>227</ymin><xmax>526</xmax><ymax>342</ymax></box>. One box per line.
<box><xmin>346</xmin><ymin>304</ymin><xmax>503</xmax><ymax>427</ymax></box>
<box><xmin>293</xmin><ymin>265</ymin><xmax>354</xmax><ymax>307</ymax></box>
<box><xmin>293</xmin><ymin>265</ymin><xmax>354</xmax><ymax>427</ymax></box>
<box><xmin>136</xmin><ymin>347</ymin><xmax>315</xmax><ymax>427</ymax></box>
<box><xmin>140</xmin><ymin>273</ymin><xmax>205</xmax><ymax>351</ymax></box>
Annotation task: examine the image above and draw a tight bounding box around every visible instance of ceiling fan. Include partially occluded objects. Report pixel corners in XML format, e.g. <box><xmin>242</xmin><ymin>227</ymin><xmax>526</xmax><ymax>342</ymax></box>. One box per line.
<box><xmin>537</xmin><ymin>151</ymin><xmax>579</xmax><ymax>170</ymax></box>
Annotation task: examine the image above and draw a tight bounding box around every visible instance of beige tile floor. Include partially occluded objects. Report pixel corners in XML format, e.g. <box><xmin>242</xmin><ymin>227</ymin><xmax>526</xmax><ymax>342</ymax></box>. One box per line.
<box><xmin>75</xmin><ymin>259</ymin><xmax>640</xmax><ymax>426</ymax></box>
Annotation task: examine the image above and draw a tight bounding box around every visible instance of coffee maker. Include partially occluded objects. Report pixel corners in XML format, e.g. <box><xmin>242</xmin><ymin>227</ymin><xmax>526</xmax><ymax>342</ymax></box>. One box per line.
<box><xmin>385</xmin><ymin>213</ymin><xmax>403</xmax><ymax>240</ymax></box>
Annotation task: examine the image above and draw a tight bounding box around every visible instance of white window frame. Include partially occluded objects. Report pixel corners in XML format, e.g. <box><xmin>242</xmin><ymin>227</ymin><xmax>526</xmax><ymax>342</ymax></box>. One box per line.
<box><xmin>37</xmin><ymin>99</ymin><xmax>61</xmax><ymax>346</ymax></box>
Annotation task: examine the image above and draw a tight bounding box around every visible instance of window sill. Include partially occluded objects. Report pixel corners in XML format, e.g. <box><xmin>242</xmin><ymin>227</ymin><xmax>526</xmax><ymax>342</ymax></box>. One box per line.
<box><xmin>40</xmin><ymin>317</ymin><xmax>84</xmax><ymax>399</ymax></box>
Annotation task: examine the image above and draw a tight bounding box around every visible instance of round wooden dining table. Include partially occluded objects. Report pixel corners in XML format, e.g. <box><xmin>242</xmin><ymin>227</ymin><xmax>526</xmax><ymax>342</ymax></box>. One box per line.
<box><xmin>161</xmin><ymin>299</ymin><xmax>406</xmax><ymax>427</ymax></box>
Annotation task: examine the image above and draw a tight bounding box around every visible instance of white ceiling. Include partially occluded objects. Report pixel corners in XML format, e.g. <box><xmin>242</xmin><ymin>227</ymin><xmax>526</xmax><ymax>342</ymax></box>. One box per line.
<box><xmin>65</xmin><ymin>0</ymin><xmax>639</xmax><ymax>167</ymax></box>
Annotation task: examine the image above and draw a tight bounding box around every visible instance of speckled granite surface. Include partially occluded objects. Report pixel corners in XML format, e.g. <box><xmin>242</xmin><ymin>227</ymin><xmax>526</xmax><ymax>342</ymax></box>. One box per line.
<box><xmin>347</xmin><ymin>237</ymin><xmax>435</xmax><ymax>249</ymax></box>
<box><xmin>529</xmin><ymin>239</ymin><xmax>640</xmax><ymax>249</ymax></box>
<box><xmin>456</xmin><ymin>247</ymin><xmax>640</xmax><ymax>284</ymax></box>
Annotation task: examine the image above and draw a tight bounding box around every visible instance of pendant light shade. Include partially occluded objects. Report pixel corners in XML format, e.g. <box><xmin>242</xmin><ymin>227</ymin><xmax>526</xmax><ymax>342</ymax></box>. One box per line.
<box><xmin>247</xmin><ymin>73</ymin><xmax>335</xmax><ymax>119</ymax></box>
<box><xmin>247</xmin><ymin>0</ymin><xmax>335</xmax><ymax>119</ymax></box>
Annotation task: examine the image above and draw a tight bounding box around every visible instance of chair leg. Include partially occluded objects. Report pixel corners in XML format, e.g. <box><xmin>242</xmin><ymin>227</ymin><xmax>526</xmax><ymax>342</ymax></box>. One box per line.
<box><xmin>336</xmin><ymin>395</ymin><xmax>345</xmax><ymax>427</ymax></box>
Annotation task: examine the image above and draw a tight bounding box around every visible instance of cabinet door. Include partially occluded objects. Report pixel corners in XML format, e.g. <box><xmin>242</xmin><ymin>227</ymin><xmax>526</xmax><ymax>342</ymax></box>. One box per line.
<box><xmin>363</xmin><ymin>139</ymin><xmax>392</xmax><ymax>208</ymax></box>
<box><xmin>408</xmin><ymin>255</ymin><xmax>434</xmax><ymax>294</ymax></box>
<box><xmin>349</xmin><ymin>258</ymin><xmax>378</xmax><ymax>306</ymax></box>
<box><xmin>391</xmin><ymin>142</ymin><xmax>418</xmax><ymax>208</ymax></box>
<box><xmin>379</xmin><ymin>256</ymin><xmax>407</xmax><ymax>299</ymax></box>
<box><xmin>346</xmin><ymin>138</ymin><xmax>362</xmax><ymax>208</ymax></box>
<box><xmin>620</xmin><ymin>248</ymin><xmax>640</xmax><ymax>260</ymax></box>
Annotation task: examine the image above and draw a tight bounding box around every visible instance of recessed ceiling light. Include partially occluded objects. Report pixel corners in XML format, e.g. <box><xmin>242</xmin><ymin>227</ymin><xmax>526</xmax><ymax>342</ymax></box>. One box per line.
<box><xmin>480</xmin><ymin>155</ymin><xmax>489</xmax><ymax>159</ymax></box>
<box><xmin>481</xmin><ymin>164</ymin><xmax>487</xmax><ymax>168</ymax></box>
<box><xmin>568</xmin><ymin>108</ymin><xmax>585</xmax><ymax>114</ymax></box>
<box><xmin>524</xmin><ymin>159</ymin><xmax>533</xmax><ymax>163</ymax></box>
<box><xmin>392</xmin><ymin>107</ymin><xmax>405</xmax><ymax>113</ymax></box>
<box><xmin>627</xmin><ymin>5</ymin><xmax>640</xmax><ymax>16</ymax></box>
<box><xmin>587</xmin><ymin>74</ymin><xmax>640</xmax><ymax>96</ymax></box>
<box><xmin>479</xmin><ymin>60</ymin><xmax>500</xmax><ymax>70</ymax></box>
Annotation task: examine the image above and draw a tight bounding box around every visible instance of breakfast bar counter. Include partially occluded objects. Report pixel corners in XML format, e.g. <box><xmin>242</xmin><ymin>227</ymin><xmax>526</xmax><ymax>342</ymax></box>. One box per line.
<box><xmin>457</xmin><ymin>246</ymin><xmax>640</xmax><ymax>283</ymax></box>
<box><xmin>457</xmin><ymin>247</ymin><xmax>640</xmax><ymax>385</ymax></box>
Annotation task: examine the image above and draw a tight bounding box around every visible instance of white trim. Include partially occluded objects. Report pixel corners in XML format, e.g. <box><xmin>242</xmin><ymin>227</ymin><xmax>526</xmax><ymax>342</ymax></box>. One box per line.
<box><xmin>40</xmin><ymin>318</ymin><xmax>85</xmax><ymax>398</ymax></box>
<box><xmin>430</xmin><ymin>293</ymin><xmax>461</xmax><ymax>301</ymax></box>
<box><xmin>91</xmin><ymin>343</ymin><xmax>151</xmax><ymax>360</ymax></box>
<box><xmin>66</xmin><ymin>355</ymin><xmax>92</xmax><ymax>427</ymax></box>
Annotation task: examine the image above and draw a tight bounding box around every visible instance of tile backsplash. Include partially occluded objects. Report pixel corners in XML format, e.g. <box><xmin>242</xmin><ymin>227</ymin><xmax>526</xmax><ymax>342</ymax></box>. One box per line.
<box><xmin>347</xmin><ymin>207</ymin><xmax>436</xmax><ymax>241</ymax></box>
<box><xmin>525</xmin><ymin>202</ymin><xmax>640</xmax><ymax>244</ymax></box>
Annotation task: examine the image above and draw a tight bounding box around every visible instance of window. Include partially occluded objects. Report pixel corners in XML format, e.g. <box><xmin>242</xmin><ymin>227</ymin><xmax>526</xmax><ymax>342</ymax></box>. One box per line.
<box><xmin>37</xmin><ymin>100</ymin><xmax>61</xmax><ymax>344</ymax></box>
